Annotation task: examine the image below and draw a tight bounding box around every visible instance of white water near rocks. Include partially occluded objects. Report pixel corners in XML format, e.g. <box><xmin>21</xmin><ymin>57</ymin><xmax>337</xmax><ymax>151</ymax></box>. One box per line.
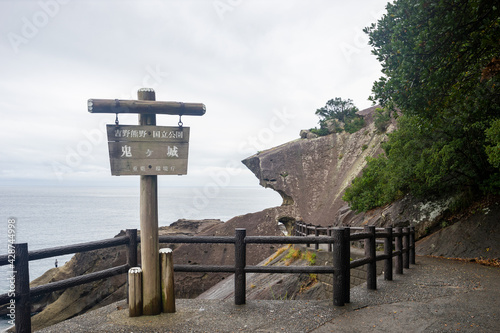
<box><xmin>0</xmin><ymin>185</ymin><xmax>281</xmax><ymax>330</ymax></box>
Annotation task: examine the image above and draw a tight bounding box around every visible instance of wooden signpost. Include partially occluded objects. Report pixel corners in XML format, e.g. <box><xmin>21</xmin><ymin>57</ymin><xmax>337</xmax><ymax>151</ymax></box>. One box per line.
<box><xmin>88</xmin><ymin>88</ymin><xmax>205</xmax><ymax>316</ymax></box>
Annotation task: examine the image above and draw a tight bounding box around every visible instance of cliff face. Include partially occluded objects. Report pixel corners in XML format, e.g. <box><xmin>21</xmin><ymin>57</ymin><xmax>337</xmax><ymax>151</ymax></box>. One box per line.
<box><xmin>242</xmin><ymin>105</ymin><xmax>388</xmax><ymax>226</ymax></box>
<box><xmin>243</xmin><ymin>106</ymin><xmax>500</xmax><ymax>258</ymax></box>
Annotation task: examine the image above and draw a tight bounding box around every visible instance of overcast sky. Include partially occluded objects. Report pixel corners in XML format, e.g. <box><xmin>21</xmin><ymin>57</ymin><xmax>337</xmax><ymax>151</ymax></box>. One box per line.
<box><xmin>0</xmin><ymin>0</ymin><xmax>388</xmax><ymax>188</ymax></box>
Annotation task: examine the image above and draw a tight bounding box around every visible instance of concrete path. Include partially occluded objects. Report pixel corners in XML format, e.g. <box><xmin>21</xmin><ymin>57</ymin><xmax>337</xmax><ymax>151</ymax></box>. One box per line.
<box><xmin>36</xmin><ymin>256</ymin><xmax>500</xmax><ymax>332</ymax></box>
<box><xmin>311</xmin><ymin>256</ymin><xmax>500</xmax><ymax>332</ymax></box>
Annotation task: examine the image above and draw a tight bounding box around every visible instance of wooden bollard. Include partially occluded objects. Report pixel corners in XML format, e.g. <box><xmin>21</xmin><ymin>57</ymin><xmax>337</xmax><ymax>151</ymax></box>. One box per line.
<box><xmin>160</xmin><ymin>248</ymin><xmax>176</xmax><ymax>313</ymax></box>
<box><xmin>128</xmin><ymin>267</ymin><xmax>143</xmax><ymax>317</ymax></box>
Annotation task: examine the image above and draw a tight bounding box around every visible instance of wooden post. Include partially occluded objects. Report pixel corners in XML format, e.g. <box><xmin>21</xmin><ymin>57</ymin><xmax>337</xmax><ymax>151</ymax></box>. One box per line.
<box><xmin>126</xmin><ymin>229</ymin><xmax>138</xmax><ymax>268</ymax></box>
<box><xmin>160</xmin><ymin>248</ymin><xmax>176</xmax><ymax>313</ymax></box>
<box><xmin>327</xmin><ymin>227</ymin><xmax>333</xmax><ymax>252</ymax></box>
<box><xmin>332</xmin><ymin>227</ymin><xmax>346</xmax><ymax>306</ymax></box>
<box><xmin>314</xmin><ymin>226</ymin><xmax>319</xmax><ymax>250</ymax></box>
<box><xmin>395</xmin><ymin>227</ymin><xmax>403</xmax><ymax>275</ymax></box>
<box><xmin>364</xmin><ymin>226</ymin><xmax>377</xmax><ymax>290</ymax></box>
<box><xmin>383</xmin><ymin>227</ymin><xmax>393</xmax><ymax>281</ymax></box>
<box><xmin>234</xmin><ymin>228</ymin><xmax>246</xmax><ymax>305</ymax></box>
<box><xmin>403</xmin><ymin>227</ymin><xmax>410</xmax><ymax>269</ymax></box>
<box><xmin>125</xmin><ymin>229</ymin><xmax>138</xmax><ymax>305</ymax></box>
<box><xmin>138</xmin><ymin>88</ymin><xmax>161</xmax><ymax>315</ymax></box>
<box><xmin>306</xmin><ymin>224</ymin><xmax>310</xmax><ymax>247</ymax></box>
<box><xmin>14</xmin><ymin>243</ymin><xmax>31</xmax><ymax>333</ymax></box>
<box><xmin>342</xmin><ymin>227</ymin><xmax>351</xmax><ymax>304</ymax></box>
<box><xmin>409</xmin><ymin>226</ymin><xmax>416</xmax><ymax>265</ymax></box>
<box><xmin>128</xmin><ymin>267</ymin><xmax>143</xmax><ymax>317</ymax></box>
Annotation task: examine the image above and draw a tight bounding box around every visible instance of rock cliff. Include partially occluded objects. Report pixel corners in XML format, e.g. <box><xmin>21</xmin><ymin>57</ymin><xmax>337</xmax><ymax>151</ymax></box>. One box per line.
<box><xmin>242</xmin><ymin>105</ymin><xmax>390</xmax><ymax>227</ymax></box>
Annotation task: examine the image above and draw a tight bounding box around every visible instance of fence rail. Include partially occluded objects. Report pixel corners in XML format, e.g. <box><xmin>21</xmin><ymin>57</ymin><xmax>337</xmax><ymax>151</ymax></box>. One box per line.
<box><xmin>0</xmin><ymin>225</ymin><xmax>415</xmax><ymax>333</ymax></box>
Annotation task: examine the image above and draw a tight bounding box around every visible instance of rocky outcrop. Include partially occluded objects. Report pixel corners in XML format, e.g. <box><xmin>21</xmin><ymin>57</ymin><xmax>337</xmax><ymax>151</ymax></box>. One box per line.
<box><xmin>416</xmin><ymin>199</ymin><xmax>500</xmax><ymax>260</ymax></box>
<box><xmin>242</xmin><ymin>105</ymin><xmax>390</xmax><ymax>227</ymax></box>
<box><xmin>243</xmin><ymin>106</ymin><xmax>500</xmax><ymax>258</ymax></box>
<box><xmin>241</xmin><ymin>106</ymin><xmax>499</xmax><ymax>246</ymax></box>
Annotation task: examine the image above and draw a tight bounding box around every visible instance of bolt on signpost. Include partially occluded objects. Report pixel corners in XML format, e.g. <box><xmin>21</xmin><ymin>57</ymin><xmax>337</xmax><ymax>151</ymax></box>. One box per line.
<box><xmin>88</xmin><ymin>88</ymin><xmax>205</xmax><ymax>315</ymax></box>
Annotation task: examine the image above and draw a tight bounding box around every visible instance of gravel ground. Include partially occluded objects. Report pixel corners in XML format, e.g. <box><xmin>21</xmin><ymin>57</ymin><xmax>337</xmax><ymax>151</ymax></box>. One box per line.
<box><xmin>35</xmin><ymin>256</ymin><xmax>500</xmax><ymax>333</ymax></box>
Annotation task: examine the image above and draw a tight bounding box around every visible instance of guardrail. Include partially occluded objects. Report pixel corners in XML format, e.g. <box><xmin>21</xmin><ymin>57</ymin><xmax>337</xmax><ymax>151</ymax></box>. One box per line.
<box><xmin>1</xmin><ymin>225</ymin><xmax>415</xmax><ymax>333</ymax></box>
<box><xmin>0</xmin><ymin>229</ymin><xmax>138</xmax><ymax>333</ymax></box>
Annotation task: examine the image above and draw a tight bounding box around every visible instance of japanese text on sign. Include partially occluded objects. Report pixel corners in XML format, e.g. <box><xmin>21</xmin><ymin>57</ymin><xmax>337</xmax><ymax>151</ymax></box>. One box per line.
<box><xmin>107</xmin><ymin>125</ymin><xmax>190</xmax><ymax>176</ymax></box>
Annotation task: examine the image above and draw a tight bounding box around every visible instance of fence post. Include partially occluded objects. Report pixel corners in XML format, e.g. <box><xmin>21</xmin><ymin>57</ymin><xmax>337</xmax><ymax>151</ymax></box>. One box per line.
<box><xmin>126</xmin><ymin>229</ymin><xmax>138</xmax><ymax>268</ymax></box>
<box><xmin>403</xmin><ymin>227</ymin><xmax>410</xmax><ymax>269</ymax></box>
<box><xmin>409</xmin><ymin>226</ymin><xmax>415</xmax><ymax>265</ymax></box>
<box><xmin>14</xmin><ymin>243</ymin><xmax>31</xmax><ymax>333</ymax></box>
<box><xmin>314</xmin><ymin>226</ymin><xmax>319</xmax><ymax>250</ymax></box>
<box><xmin>327</xmin><ymin>227</ymin><xmax>333</xmax><ymax>252</ymax></box>
<box><xmin>234</xmin><ymin>228</ymin><xmax>246</xmax><ymax>305</ymax></box>
<box><xmin>383</xmin><ymin>227</ymin><xmax>393</xmax><ymax>281</ymax></box>
<box><xmin>343</xmin><ymin>227</ymin><xmax>350</xmax><ymax>303</ymax></box>
<box><xmin>395</xmin><ymin>227</ymin><xmax>403</xmax><ymax>274</ymax></box>
<box><xmin>128</xmin><ymin>267</ymin><xmax>143</xmax><ymax>317</ymax></box>
<box><xmin>160</xmin><ymin>248</ymin><xmax>175</xmax><ymax>313</ymax></box>
<box><xmin>306</xmin><ymin>224</ymin><xmax>310</xmax><ymax>247</ymax></box>
<box><xmin>332</xmin><ymin>228</ymin><xmax>346</xmax><ymax>306</ymax></box>
<box><xmin>364</xmin><ymin>226</ymin><xmax>376</xmax><ymax>290</ymax></box>
<box><xmin>125</xmin><ymin>229</ymin><xmax>138</xmax><ymax>305</ymax></box>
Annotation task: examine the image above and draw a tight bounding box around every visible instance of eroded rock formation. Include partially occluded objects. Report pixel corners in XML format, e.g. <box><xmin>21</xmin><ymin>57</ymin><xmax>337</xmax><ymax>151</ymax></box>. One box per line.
<box><xmin>242</xmin><ymin>105</ymin><xmax>389</xmax><ymax>226</ymax></box>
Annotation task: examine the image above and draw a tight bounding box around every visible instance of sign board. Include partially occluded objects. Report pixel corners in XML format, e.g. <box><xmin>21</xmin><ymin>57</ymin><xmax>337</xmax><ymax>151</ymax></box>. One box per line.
<box><xmin>107</xmin><ymin>125</ymin><xmax>189</xmax><ymax>176</ymax></box>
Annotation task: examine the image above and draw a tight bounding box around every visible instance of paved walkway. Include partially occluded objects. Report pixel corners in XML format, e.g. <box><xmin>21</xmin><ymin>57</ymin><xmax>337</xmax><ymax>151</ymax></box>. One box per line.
<box><xmin>36</xmin><ymin>256</ymin><xmax>500</xmax><ymax>332</ymax></box>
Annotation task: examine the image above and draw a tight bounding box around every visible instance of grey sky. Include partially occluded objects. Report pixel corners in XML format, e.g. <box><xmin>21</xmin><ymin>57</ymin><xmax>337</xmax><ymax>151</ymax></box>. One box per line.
<box><xmin>1</xmin><ymin>0</ymin><xmax>388</xmax><ymax>188</ymax></box>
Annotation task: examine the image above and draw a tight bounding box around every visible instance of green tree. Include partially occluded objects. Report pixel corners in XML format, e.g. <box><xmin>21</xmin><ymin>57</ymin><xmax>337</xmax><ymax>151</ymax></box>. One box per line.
<box><xmin>315</xmin><ymin>98</ymin><xmax>359</xmax><ymax>122</ymax></box>
<box><xmin>365</xmin><ymin>1</ymin><xmax>500</xmax><ymax>120</ymax></box>
<box><xmin>311</xmin><ymin>98</ymin><xmax>365</xmax><ymax>135</ymax></box>
<box><xmin>374</xmin><ymin>107</ymin><xmax>392</xmax><ymax>133</ymax></box>
<box><xmin>344</xmin><ymin>0</ymin><xmax>500</xmax><ymax>211</ymax></box>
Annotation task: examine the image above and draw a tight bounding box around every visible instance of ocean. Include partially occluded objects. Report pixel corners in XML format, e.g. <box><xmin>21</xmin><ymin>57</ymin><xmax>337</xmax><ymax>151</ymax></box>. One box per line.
<box><xmin>0</xmin><ymin>185</ymin><xmax>282</xmax><ymax>330</ymax></box>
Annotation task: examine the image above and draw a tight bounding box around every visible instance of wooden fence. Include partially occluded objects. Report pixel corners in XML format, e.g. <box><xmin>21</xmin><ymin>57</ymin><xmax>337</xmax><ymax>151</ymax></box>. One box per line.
<box><xmin>0</xmin><ymin>225</ymin><xmax>415</xmax><ymax>333</ymax></box>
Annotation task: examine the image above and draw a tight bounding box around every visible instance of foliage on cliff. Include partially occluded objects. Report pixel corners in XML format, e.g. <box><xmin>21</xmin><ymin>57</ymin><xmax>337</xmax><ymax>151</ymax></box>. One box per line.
<box><xmin>343</xmin><ymin>0</ymin><xmax>500</xmax><ymax>212</ymax></box>
<box><xmin>310</xmin><ymin>97</ymin><xmax>365</xmax><ymax>136</ymax></box>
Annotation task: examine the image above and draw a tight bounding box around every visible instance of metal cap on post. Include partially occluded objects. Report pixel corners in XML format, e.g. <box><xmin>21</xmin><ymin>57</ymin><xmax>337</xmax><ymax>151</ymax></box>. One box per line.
<box><xmin>137</xmin><ymin>87</ymin><xmax>156</xmax><ymax>101</ymax></box>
